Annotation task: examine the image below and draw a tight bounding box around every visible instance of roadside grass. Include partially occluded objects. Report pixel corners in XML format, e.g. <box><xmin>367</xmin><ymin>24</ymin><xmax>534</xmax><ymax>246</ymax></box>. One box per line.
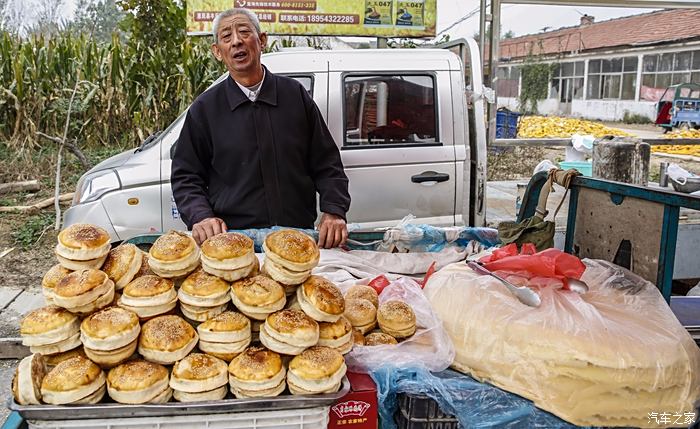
<box><xmin>10</xmin><ymin>212</ymin><xmax>54</xmax><ymax>249</ymax></box>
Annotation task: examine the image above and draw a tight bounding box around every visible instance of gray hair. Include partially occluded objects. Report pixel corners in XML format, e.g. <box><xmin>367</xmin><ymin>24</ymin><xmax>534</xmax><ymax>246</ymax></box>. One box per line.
<box><xmin>212</xmin><ymin>8</ymin><xmax>261</xmax><ymax>43</ymax></box>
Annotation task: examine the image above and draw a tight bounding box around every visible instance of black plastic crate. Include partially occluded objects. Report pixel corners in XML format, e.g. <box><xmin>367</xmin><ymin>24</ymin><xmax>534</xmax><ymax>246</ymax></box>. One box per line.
<box><xmin>394</xmin><ymin>392</ymin><xmax>460</xmax><ymax>429</ymax></box>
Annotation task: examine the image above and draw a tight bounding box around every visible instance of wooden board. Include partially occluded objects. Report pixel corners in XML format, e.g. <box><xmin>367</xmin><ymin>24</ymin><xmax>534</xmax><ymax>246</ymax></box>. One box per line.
<box><xmin>572</xmin><ymin>188</ymin><xmax>664</xmax><ymax>283</ymax></box>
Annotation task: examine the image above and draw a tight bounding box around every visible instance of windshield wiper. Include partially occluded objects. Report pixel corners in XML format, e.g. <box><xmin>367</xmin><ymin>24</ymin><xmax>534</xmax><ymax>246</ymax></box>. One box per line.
<box><xmin>135</xmin><ymin>131</ymin><xmax>163</xmax><ymax>153</ymax></box>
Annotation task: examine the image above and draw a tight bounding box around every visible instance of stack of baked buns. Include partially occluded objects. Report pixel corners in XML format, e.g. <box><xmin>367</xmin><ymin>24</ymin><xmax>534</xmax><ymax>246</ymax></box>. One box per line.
<box><xmin>201</xmin><ymin>233</ymin><xmax>258</xmax><ymax>281</ymax></box>
<box><xmin>80</xmin><ymin>306</ymin><xmax>140</xmax><ymax>368</ymax></box>
<box><xmin>53</xmin><ymin>269</ymin><xmax>115</xmax><ymax>315</ymax></box>
<box><xmin>118</xmin><ymin>275</ymin><xmax>177</xmax><ymax>320</ymax></box>
<box><xmin>12</xmin><ymin>354</ymin><xmax>47</xmax><ymax>405</ymax></box>
<box><xmin>296</xmin><ymin>275</ymin><xmax>345</xmax><ymax>323</ymax></box>
<box><xmin>41</xmin><ymin>356</ymin><xmax>106</xmax><ymax>405</ymax></box>
<box><xmin>178</xmin><ymin>269</ymin><xmax>231</xmax><ymax>322</ymax></box>
<box><xmin>287</xmin><ymin>346</ymin><xmax>347</xmax><ymax>395</ymax></box>
<box><xmin>20</xmin><ymin>306</ymin><xmax>81</xmax><ymax>356</ymax></box>
<box><xmin>230</xmin><ymin>275</ymin><xmax>286</xmax><ymax>320</ymax></box>
<box><xmin>101</xmin><ymin>243</ymin><xmax>143</xmax><ymax>290</ymax></box>
<box><xmin>41</xmin><ymin>264</ymin><xmax>72</xmax><ymax>305</ymax></box>
<box><xmin>54</xmin><ymin>224</ymin><xmax>111</xmax><ymax>270</ymax></box>
<box><xmin>170</xmin><ymin>353</ymin><xmax>229</xmax><ymax>402</ymax></box>
<box><xmin>138</xmin><ymin>315</ymin><xmax>198</xmax><ymax>365</ymax></box>
<box><xmin>147</xmin><ymin>231</ymin><xmax>200</xmax><ymax>279</ymax></box>
<box><xmin>377</xmin><ymin>300</ymin><xmax>416</xmax><ymax>339</ymax></box>
<box><xmin>318</xmin><ymin>316</ymin><xmax>354</xmax><ymax>355</ymax></box>
<box><xmin>228</xmin><ymin>346</ymin><xmax>286</xmax><ymax>398</ymax></box>
<box><xmin>106</xmin><ymin>359</ymin><xmax>172</xmax><ymax>404</ymax></box>
<box><xmin>259</xmin><ymin>309</ymin><xmax>319</xmax><ymax>355</ymax></box>
<box><xmin>197</xmin><ymin>311</ymin><xmax>251</xmax><ymax>361</ymax></box>
<box><xmin>12</xmin><ymin>224</ymin><xmax>364</xmax><ymax>407</ymax></box>
<box><xmin>262</xmin><ymin>229</ymin><xmax>319</xmax><ymax>294</ymax></box>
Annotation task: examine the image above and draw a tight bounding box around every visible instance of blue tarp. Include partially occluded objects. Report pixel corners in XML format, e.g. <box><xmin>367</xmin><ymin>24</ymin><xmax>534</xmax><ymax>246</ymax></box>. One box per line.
<box><xmin>371</xmin><ymin>366</ymin><xmax>587</xmax><ymax>429</ymax></box>
<box><xmin>225</xmin><ymin>224</ymin><xmax>499</xmax><ymax>253</ymax></box>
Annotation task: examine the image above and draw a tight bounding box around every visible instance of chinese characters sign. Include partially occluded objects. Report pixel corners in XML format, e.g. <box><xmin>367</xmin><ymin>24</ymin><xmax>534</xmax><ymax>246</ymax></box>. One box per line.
<box><xmin>187</xmin><ymin>0</ymin><xmax>436</xmax><ymax>37</ymax></box>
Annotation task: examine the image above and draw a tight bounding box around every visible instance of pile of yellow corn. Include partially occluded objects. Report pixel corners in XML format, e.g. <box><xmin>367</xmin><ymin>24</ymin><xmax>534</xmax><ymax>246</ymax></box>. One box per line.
<box><xmin>517</xmin><ymin>116</ymin><xmax>633</xmax><ymax>138</ymax></box>
<box><xmin>653</xmin><ymin>129</ymin><xmax>700</xmax><ymax>157</ymax></box>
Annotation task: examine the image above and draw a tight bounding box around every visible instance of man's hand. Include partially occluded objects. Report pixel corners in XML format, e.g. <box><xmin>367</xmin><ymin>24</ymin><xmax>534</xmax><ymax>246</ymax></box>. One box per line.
<box><xmin>192</xmin><ymin>217</ymin><xmax>228</xmax><ymax>245</ymax></box>
<box><xmin>317</xmin><ymin>212</ymin><xmax>348</xmax><ymax>249</ymax></box>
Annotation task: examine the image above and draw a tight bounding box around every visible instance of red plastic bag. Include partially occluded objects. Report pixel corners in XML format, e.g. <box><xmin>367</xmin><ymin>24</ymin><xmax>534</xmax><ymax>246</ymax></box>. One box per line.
<box><xmin>478</xmin><ymin>244</ymin><xmax>586</xmax><ymax>290</ymax></box>
<box><xmin>368</xmin><ymin>275</ymin><xmax>391</xmax><ymax>294</ymax></box>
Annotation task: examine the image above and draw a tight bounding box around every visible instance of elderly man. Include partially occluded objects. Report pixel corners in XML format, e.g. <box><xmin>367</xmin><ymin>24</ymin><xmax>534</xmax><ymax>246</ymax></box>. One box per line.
<box><xmin>172</xmin><ymin>8</ymin><xmax>350</xmax><ymax>248</ymax></box>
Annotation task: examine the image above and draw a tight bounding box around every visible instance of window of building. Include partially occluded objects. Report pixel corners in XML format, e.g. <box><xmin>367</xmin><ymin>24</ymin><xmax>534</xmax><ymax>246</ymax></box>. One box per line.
<box><xmin>641</xmin><ymin>50</ymin><xmax>700</xmax><ymax>100</ymax></box>
<box><xmin>587</xmin><ymin>57</ymin><xmax>638</xmax><ymax>100</ymax></box>
<box><xmin>550</xmin><ymin>61</ymin><xmax>584</xmax><ymax>102</ymax></box>
<box><xmin>343</xmin><ymin>75</ymin><xmax>437</xmax><ymax>147</ymax></box>
<box><xmin>496</xmin><ymin>66</ymin><xmax>520</xmax><ymax>98</ymax></box>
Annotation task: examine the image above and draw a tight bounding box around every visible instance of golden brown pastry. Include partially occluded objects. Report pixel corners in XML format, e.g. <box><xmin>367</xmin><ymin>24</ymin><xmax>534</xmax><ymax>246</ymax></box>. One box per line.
<box><xmin>20</xmin><ymin>306</ymin><xmax>80</xmax><ymax>353</ymax></box>
<box><xmin>296</xmin><ymin>275</ymin><xmax>345</xmax><ymax>322</ymax></box>
<box><xmin>318</xmin><ymin>316</ymin><xmax>353</xmax><ymax>355</ymax></box>
<box><xmin>118</xmin><ymin>275</ymin><xmax>177</xmax><ymax>319</ymax></box>
<box><xmin>197</xmin><ymin>311</ymin><xmax>251</xmax><ymax>361</ymax></box>
<box><xmin>41</xmin><ymin>356</ymin><xmax>106</xmax><ymax>404</ymax></box>
<box><xmin>262</xmin><ymin>229</ymin><xmax>318</xmax><ymax>285</ymax></box>
<box><xmin>201</xmin><ymin>232</ymin><xmax>257</xmax><ymax>282</ymax></box>
<box><xmin>54</xmin><ymin>224</ymin><xmax>111</xmax><ymax>270</ymax></box>
<box><xmin>228</xmin><ymin>346</ymin><xmax>286</xmax><ymax>398</ymax></box>
<box><xmin>81</xmin><ymin>306</ymin><xmax>140</xmax><ymax>368</ymax></box>
<box><xmin>345</xmin><ymin>285</ymin><xmax>379</xmax><ymax>309</ymax></box>
<box><xmin>107</xmin><ymin>359</ymin><xmax>171</xmax><ymax>404</ymax></box>
<box><xmin>287</xmin><ymin>346</ymin><xmax>346</xmax><ymax>395</ymax></box>
<box><xmin>148</xmin><ymin>231</ymin><xmax>200</xmax><ymax>278</ymax></box>
<box><xmin>179</xmin><ymin>268</ymin><xmax>231</xmax><ymax>307</ymax></box>
<box><xmin>343</xmin><ymin>298</ymin><xmax>377</xmax><ymax>334</ymax></box>
<box><xmin>53</xmin><ymin>269</ymin><xmax>115</xmax><ymax>314</ymax></box>
<box><xmin>365</xmin><ymin>332</ymin><xmax>399</xmax><ymax>346</ymax></box>
<box><xmin>230</xmin><ymin>275</ymin><xmax>286</xmax><ymax>320</ymax></box>
<box><xmin>12</xmin><ymin>354</ymin><xmax>47</xmax><ymax>405</ymax></box>
<box><xmin>377</xmin><ymin>300</ymin><xmax>416</xmax><ymax>338</ymax></box>
<box><xmin>41</xmin><ymin>264</ymin><xmax>72</xmax><ymax>304</ymax></box>
<box><xmin>259</xmin><ymin>309</ymin><xmax>319</xmax><ymax>355</ymax></box>
<box><xmin>101</xmin><ymin>243</ymin><xmax>143</xmax><ymax>290</ymax></box>
<box><xmin>138</xmin><ymin>315</ymin><xmax>198</xmax><ymax>364</ymax></box>
<box><xmin>170</xmin><ymin>353</ymin><xmax>228</xmax><ymax>402</ymax></box>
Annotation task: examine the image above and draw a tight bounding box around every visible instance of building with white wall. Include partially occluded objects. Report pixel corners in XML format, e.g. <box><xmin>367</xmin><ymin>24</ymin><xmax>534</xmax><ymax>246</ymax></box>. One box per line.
<box><xmin>496</xmin><ymin>9</ymin><xmax>700</xmax><ymax>121</ymax></box>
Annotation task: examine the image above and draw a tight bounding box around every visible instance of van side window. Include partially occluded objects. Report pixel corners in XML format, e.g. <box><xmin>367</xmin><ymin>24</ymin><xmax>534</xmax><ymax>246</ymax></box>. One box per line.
<box><xmin>287</xmin><ymin>75</ymin><xmax>313</xmax><ymax>94</ymax></box>
<box><xmin>343</xmin><ymin>75</ymin><xmax>437</xmax><ymax>147</ymax></box>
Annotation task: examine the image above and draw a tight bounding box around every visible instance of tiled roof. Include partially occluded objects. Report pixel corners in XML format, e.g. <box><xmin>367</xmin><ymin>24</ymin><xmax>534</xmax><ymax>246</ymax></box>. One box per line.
<box><xmin>499</xmin><ymin>9</ymin><xmax>700</xmax><ymax>60</ymax></box>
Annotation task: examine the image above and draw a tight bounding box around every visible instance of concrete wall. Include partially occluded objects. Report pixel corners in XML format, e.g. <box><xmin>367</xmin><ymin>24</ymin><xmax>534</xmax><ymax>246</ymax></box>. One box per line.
<box><xmin>499</xmin><ymin>97</ymin><xmax>656</xmax><ymax>121</ymax></box>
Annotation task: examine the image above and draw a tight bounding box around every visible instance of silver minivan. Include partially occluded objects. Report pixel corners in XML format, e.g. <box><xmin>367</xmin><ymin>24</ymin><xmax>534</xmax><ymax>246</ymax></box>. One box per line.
<box><xmin>64</xmin><ymin>43</ymin><xmax>487</xmax><ymax>242</ymax></box>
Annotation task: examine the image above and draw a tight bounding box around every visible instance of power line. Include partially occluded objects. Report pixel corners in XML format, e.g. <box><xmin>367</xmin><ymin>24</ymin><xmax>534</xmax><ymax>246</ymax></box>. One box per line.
<box><xmin>437</xmin><ymin>4</ymin><xmax>485</xmax><ymax>36</ymax></box>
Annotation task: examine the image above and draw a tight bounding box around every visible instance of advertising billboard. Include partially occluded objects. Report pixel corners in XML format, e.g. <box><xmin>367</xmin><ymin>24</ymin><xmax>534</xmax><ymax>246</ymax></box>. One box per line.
<box><xmin>187</xmin><ymin>0</ymin><xmax>437</xmax><ymax>38</ymax></box>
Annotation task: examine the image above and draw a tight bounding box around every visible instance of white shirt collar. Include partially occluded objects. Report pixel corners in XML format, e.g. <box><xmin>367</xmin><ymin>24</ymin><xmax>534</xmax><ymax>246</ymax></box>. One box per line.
<box><xmin>234</xmin><ymin>69</ymin><xmax>266</xmax><ymax>102</ymax></box>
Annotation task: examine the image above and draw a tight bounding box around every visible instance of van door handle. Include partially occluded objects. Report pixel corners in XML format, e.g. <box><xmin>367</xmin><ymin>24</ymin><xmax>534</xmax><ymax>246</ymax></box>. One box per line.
<box><xmin>411</xmin><ymin>171</ymin><xmax>450</xmax><ymax>183</ymax></box>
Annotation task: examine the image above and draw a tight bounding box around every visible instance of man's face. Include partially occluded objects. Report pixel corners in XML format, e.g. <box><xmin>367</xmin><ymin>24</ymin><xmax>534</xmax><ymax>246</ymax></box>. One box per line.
<box><xmin>211</xmin><ymin>14</ymin><xmax>267</xmax><ymax>77</ymax></box>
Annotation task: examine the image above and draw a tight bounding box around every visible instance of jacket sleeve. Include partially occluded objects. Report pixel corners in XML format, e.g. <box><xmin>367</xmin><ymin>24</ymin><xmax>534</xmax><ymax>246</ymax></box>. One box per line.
<box><xmin>302</xmin><ymin>87</ymin><xmax>351</xmax><ymax>219</ymax></box>
<box><xmin>171</xmin><ymin>107</ymin><xmax>215</xmax><ymax>229</ymax></box>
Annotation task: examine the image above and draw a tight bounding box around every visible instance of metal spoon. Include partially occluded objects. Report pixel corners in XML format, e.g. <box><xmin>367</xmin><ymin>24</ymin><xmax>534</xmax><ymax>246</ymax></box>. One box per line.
<box><xmin>565</xmin><ymin>278</ymin><xmax>589</xmax><ymax>294</ymax></box>
<box><xmin>467</xmin><ymin>261</ymin><xmax>541</xmax><ymax>308</ymax></box>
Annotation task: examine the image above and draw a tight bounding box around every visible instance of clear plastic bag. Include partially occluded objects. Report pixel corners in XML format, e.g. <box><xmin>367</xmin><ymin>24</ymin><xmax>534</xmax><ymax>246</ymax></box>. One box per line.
<box><xmin>424</xmin><ymin>259</ymin><xmax>700</xmax><ymax>428</ymax></box>
<box><xmin>345</xmin><ymin>277</ymin><xmax>455</xmax><ymax>373</ymax></box>
<box><xmin>372</xmin><ymin>366</ymin><xmax>580</xmax><ymax>429</ymax></box>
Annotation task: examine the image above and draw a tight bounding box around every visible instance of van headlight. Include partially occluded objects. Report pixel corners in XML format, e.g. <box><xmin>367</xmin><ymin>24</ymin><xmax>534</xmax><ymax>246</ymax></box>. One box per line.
<box><xmin>72</xmin><ymin>170</ymin><xmax>121</xmax><ymax>205</ymax></box>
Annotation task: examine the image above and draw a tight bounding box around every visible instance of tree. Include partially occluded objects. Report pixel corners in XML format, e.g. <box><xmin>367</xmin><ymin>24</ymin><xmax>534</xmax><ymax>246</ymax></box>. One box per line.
<box><xmin>503</xmin><ymin>30</ymin><xmax>515</xmax><ymax>39</ymax></box>
<box><xmin>473</xmin><ymin>27</ymin><xmax>516</xmax><ymax>44</ymax></box>
<box><xmin>33</xmin><ymin>0</ymin><xmax>66</xmax><ymax>36</ymax></box>
<box><xmin>117</xmin><ymin>0</ymin><xmax>185</xmax><ymax>48</ymax></box>
<box><xmin>67</xmin><ymin>0</ymin><xmax>124</xmax><ymax>42</ymax></box>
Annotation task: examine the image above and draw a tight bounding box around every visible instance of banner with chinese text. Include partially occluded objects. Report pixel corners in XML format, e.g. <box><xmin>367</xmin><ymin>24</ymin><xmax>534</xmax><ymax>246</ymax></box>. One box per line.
<box><xmin>187</xmin><ymin>0</ymin><xmax>436</xmax><ymax>38</ymax></box>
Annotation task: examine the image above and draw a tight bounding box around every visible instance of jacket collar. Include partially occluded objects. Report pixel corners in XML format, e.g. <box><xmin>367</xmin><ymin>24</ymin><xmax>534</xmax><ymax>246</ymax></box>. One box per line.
<box><xmin>224</xmin><ymin>66</ymin><xmax>277</xmax><ymax>111</ymax></box>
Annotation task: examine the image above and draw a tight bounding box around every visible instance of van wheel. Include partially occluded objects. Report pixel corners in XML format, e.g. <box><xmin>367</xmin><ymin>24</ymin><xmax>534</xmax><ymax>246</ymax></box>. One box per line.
<box><xmin>679</xmin><ymin>122</ymin><xmax>691</xmax><ymax>131</ymax></box>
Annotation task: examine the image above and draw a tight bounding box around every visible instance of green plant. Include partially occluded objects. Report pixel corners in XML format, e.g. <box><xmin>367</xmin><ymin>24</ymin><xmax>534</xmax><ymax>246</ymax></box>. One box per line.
<box><xmin>519</xmin><ymin>59</ymin><xmax>554</xmax><ymax>114</ymax></box>
<box><xmin>622</xmin><ymin>111</ymin><xmax>652</xmax><ymax>124</ymax></box>
<box><xmin>11</xmin><ymin>212</ymin><xmax>54</xmax><ymax>248</ymax></box>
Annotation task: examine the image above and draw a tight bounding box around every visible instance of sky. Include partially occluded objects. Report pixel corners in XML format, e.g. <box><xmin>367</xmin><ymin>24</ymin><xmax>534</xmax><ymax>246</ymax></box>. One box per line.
<box><xmin>435</xmin><ymin>1</ymin><xmax>656</xmax><ymax>40</ymax></box>
<box><xmin>56</xmin><ymin>1</ymin><xmax>657</xmax><ymax>40</ymax></box>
